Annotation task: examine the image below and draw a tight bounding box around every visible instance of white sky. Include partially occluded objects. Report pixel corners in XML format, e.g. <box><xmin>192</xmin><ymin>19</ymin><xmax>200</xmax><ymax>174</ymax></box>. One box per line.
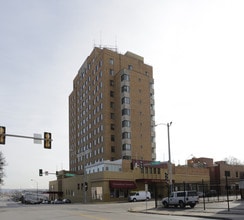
<box><xmin>1</xmin><ymin>0</ymin><xmax>244</xmax><ymax>189</ymax></box>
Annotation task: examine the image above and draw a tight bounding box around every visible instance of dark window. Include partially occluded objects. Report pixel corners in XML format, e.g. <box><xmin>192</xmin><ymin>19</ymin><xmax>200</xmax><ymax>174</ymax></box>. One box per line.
<box><xmin>121</xmin><ymin>85</ymin><xmax>130</xmax><ymax>93</ymax></box>
<box><xmin>109</xmin><ymin>69</ymin><xmax>114</xmax><ymax>76</ymax></box>
<box><xmin>111</xmin><ymin>135</ymin><xmax>115</xmax><ymax>141</ymax></box>
<box><xmin>111</xmin><ymin>124</ymin><xmax>115</xmax><ymax>130</ymax></box>
<box><xmin>110</xmin><ymin>102</ymin><xmax>114</xmax><ymax>109</ymax></box>
<box><xmin>121</xmin><ymin>74</ymin><xmax>130</xmax><ymax>81</ymax></box>
<box><xmin>122</xmin><ymin>97</ymin><xmax>130</xmax><ymax>104</ymax></box>
<box><xmin>177</xmin><ymin>192</ymin><xmax>185</xmax><ymax>197</ymax></box>
<box><xmin>122</xmin><ymin>132</ymin><xmax>131</xmax><ymax>139</ymax></box>
<box><xmin>109</xmin><ymin>58</ymin><xmax>114</xmax><ymax>65</ymax></box>
<box><xmin>122</xmin><ymin>143</ymin><xmax>131</xmax><ymax>150</ymax></box>
<box><xmin>111</xmin><ymin>146</ymin><xmax>115</xmax><ymax>153</ymax></box>
<box><xmin>122</xmin><ymin>108</ymin><xmax>130</xmax><ymax>116</ymax></box>
<box><xmin>122</xmin><ymin>120</ymin><xmax>131</xmax><ymax>127</ymax></box>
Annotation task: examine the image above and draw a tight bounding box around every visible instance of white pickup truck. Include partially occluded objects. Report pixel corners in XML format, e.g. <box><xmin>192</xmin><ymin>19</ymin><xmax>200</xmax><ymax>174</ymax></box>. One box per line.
<box><xmin>162</xmin><ymin>190</ymin><xmax>199</xmax><ymax>208</ymax></box>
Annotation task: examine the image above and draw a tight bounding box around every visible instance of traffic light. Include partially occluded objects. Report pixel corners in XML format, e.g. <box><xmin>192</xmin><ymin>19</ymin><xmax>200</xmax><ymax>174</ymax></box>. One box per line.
<box><xmin>44</xmin><ymin>132</ymin><xmax>52</xmax><ymax>149</ymax></box>
<box><xmin>39</xmin><ymin>169</ymin><xmax>43</xmax><ymax>176</ymax></box>
<box><xmin>165</xmin><ymin>172</ymin><xmax>168</xmax><ymax>180</ymax></box>
<box><xmin>140</xmin><ymin>161</ymin><xmax>143</xmax><ymax>169</ymax></box>
<box><xmin>0</xmin><ymin>126</ymin><xmax>6</xmax><ymax>145</ymax></box>
<box><xmin>85</xmin><ymin>182</ymin><xmax>88</xmax><ymax>191</ymax></box>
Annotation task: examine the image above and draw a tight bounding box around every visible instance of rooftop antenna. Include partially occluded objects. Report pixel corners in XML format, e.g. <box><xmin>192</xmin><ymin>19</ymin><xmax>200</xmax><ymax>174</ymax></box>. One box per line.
<box><xmin>100</xmin><ymin>30</ymin><xmax>102</xmax><ymax>48</ymax></box>
<box><xmin>115</xmin><ymin>35</ymin><xmax>118</xmax><ymax>52</ymax></box>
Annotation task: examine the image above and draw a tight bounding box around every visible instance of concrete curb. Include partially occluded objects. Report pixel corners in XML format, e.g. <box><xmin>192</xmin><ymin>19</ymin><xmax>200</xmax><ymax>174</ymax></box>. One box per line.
<box><xmin>128</xmin><ymin>209</ymin><xmax>232</xmax><ymax>220</ymax></box>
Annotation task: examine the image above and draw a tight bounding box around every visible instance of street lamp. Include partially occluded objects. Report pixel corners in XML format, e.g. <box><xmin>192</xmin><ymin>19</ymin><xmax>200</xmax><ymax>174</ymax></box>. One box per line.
<box><xmin>31</xmin><ymin>179</ymin><xmax>38</xmax><ymax>202</ymax></box>
<box><xmin>155</xmin><ymin>122</ymin><xmax>173</xmax><ymax>192</ymax></box>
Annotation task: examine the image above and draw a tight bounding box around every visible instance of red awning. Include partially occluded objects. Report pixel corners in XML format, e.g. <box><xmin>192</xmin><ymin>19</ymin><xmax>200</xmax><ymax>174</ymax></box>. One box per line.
<box><xmin>109</xmin><ymin>180</ymin><xmax>137</xmax><ymax>189</ymax></box>
<box><xmin>44</xmin><ymin>191</ymin><xmax>63</xmax><ymax>195</ymax></box>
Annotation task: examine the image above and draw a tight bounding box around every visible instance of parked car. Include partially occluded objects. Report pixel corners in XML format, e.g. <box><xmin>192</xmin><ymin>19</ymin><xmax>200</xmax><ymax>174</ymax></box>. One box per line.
<box><xmin>197</xmin><ymin>191</ymin><xmax>205</xmax><ymax>197</ymax></box>
<box><xmin>206</xmin><ymin>190</ymin><xmax>217</xmax><ymax>197</ymax></box>
<box><xmin>53</xmin><ymin>199</ymin><xmax>64</xmax><ymax>204</ymax></box>
<box><xmin>42</xmin><ymin>200</ymin><xmax>50</xmax><ymax>204</ymax></box>
<box><xmin>162</xmin><ymin>191</ymin><xmax>199</xmax><ymax>208</ymax></box>
<box><xmin>128</xmin><ymin>191</ymin><xmax>151</xmax><ymax>202</ymax></box>
<box><xmin>63</xmin><ymin>199</ymin><xmax>71</xmax><ymax>203</ymax></box>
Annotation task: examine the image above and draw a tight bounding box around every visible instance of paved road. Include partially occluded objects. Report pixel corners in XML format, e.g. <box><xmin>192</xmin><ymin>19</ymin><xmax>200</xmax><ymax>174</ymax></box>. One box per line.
<box><xmin>1</xmin><ymin>196</ymin><xmax>243</xmax><ymax>220</ymax></box>
<box><xmin>0</xmin><ymin>198</ymin><xmax>213</xmax><ymax>220</ymax></box>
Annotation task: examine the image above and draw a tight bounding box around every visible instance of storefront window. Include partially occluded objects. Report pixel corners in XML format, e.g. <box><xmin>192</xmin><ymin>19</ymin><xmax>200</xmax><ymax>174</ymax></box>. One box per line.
<box><xmin>110</xmin><ymin>188</ymin><xmax>128</xmax><ymax>198</ymax></box>
<box><xmin>91</xmin><ymin>187</ymin><xmax>103</xmax><ymax>200</ymax></box>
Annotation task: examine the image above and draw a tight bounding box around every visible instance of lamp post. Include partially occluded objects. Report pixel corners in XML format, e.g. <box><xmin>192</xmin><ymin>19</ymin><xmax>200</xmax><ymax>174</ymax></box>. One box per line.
<box><xmin>155</xmin><ymin>122</ymin><xmax>173</xmax><ymax>192</ymax></box>
<box><xmin>167</xmin><ymin>122</ymin><xmax>173</xmax><ymax>193</ymax></box>
<box><xmin>31</xmin><ymin>179</ymin><xmax>38</xmax><ymax>202</ymax></box>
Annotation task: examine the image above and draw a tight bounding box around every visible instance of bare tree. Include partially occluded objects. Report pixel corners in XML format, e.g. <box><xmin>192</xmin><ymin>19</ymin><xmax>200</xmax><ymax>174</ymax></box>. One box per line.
<box><xmin>0</xmin><ymin>151</ymin><xmax>6</xmax><ymax>185</ymax></box>
<box><xmin>224</xmin><ymin>156</ymin><xmax>243</xmax><ymax>165</ymax></box>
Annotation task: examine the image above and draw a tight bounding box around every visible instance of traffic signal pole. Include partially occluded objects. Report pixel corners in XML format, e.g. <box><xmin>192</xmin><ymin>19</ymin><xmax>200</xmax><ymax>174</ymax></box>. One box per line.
<box><xmin>0</xmin><ymin>126</ymin><xmax>52</xmax><ymax>149</ymax></box>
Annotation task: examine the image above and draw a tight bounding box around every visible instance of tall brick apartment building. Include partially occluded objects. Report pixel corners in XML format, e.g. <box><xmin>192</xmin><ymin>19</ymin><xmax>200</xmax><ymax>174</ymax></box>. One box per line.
<box><xmin>49</xmin><ymin>48</ymin><xmax>210</xmax><ymax>203</ymax></box>
<box><xmin>69</xmin><ymin>47</ymin><xmax>156</xmax><ymax>173</ymax></box>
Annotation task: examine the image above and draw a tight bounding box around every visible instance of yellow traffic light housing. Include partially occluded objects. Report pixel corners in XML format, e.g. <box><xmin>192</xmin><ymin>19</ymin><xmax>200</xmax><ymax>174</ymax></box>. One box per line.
<box><xmin>44</xmin><ymin>132</ymin><xmax>52</xmax><ymax>149</ymax></box>
<box><xmin>0</xmin><ymin>126</ymin><xmax>6</xmax><ymax>145</ymax></box>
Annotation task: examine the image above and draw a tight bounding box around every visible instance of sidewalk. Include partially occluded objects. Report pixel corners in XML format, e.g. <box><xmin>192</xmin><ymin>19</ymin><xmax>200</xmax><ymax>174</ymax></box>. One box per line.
<box><xmin>129</xmin><ymin>200</ymin><xmax>244</xmax><ymax>220</ymax></box>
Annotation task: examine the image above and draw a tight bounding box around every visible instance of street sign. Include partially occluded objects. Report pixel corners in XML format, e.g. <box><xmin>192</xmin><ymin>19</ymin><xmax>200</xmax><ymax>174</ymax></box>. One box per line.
<box><xmin>151</xmin><ymin>161</ymin><xmax>161</xmax><ymax>165</ymax></box>
<box><xmin>65</xmin><ymin>173</ymin><xmax>76</xmax><ymax>177</ymax></box>
<box><xmin>34</xmin><ymin>133</ymin><xmax>42</xmax><ymax>144</ymax></box>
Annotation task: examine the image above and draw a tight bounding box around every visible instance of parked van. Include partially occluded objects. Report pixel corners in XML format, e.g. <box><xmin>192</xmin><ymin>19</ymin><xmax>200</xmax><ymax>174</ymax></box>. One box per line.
<box><xmin>128</xmin><ymin>191</ymin><xmax>151</xmax><ymax>202</ymax></box>
<box><xmin>20</xmin><ymin>192</ymin><xmax>48</xmax><ymax>204</ymax></box>
<box><xmin>162</xmin><ymin>190</ymin><xmax>199</xmax><ymax>208</ymax></box>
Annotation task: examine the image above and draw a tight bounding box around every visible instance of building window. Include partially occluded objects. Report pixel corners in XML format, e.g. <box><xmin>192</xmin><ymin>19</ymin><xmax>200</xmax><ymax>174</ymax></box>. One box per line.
<box><xmin>122</xmin><ymin>108</ymin><xmax>130</xmax><ymax>116</ymax></box>
<box><xmin>122</xmin><ymin>97</ymin><xmax>130</xmax><ymax>104</ymax></box>
<box><xmin>109</xmin><ymin>69</ymin><xmax>114</xmax><ymax>76</ymax></box>
<box><xmin>110</xmin><ymin>80</ymin><xmax>114</xmax><ymax>86</ymax></box>
<box><xmin>121</xmin><ymin>85</ymin><xmax>130</xmax><ymax>93</ymax></box>
<box><xmin>111</xmin><ymin>135</ymin><xmax>115</xmax><ymax>141</ymax></box>
<box><xmin>122</xmin><ymin>143</ymin><xmax>131</xmax><ymax>150</ymax></box>
<box><xmin>122</xmin><ymin>132</ymin><xmax>131</xmax><ymax>139</ymax></box>
<box><xmin>109</xmin><ymin>58</ymin><xmax>114</xmax><ymax>65</ymax></box>
<box><xmin>122</xmin><ymin>155</ymin><xmax>131</xmax><ymax>160</ymax></box>
<box><xmin>121</xmin><ymin>74</ymin><xmax>130</xmax><ymax>81</ymax></box>
<box><xmin>99</xmin><ymin>60</ymin><xmax>103</xmax><ymax>67</ymax></box>
<box><xmin>111</xmin><ymin>146</ymin><xmax>115</xmax><ymax>153</ymax></box>
<box><xmin>110</xmin><ymin>113</ymin><xmax>115</xmax><ymax>119</ymax></box>
<box><xmin>122</xmin><ymin>120</ymin><xmax>130</xmax><ymax>127</ymax></box>
<box><xmin>110</xmin><ymin>91</ymin><xmax>114</xmax><ymax>97</ymax></box>
<box><xmin>110</xmin><ymin>102</ymin><xmax>114</xmax><ymax>109</ymax></box>
<box><xmin>111</xmin><ymin>124</ymin><xmax>115</xmax><ymax>130</ymax></box>
<box><xmin>128</xmin><ymin>64</ymin><xmax>133</xmax><ymax>70</ymax></box>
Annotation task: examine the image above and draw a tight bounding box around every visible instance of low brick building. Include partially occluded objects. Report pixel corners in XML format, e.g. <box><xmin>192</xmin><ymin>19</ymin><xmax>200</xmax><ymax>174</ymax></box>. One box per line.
<box><xmin>49</xmin><ymin>159</ymin><xmax>209</xmax><ymax>203</ymax></box>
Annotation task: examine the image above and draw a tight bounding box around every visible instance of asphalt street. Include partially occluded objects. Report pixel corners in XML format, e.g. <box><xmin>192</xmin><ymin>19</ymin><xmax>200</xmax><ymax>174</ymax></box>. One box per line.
<box><xmin>1</xmin><ymin>195</ymin><xmax>244</xmax><ymax>220</ymax></box>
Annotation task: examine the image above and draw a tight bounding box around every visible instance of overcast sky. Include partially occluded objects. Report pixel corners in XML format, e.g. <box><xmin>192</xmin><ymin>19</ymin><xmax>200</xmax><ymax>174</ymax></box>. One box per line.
<box><xmin>1</xmin><ymin>0</ymin><xmax>244</xmax><ymax>189</ymax></box>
